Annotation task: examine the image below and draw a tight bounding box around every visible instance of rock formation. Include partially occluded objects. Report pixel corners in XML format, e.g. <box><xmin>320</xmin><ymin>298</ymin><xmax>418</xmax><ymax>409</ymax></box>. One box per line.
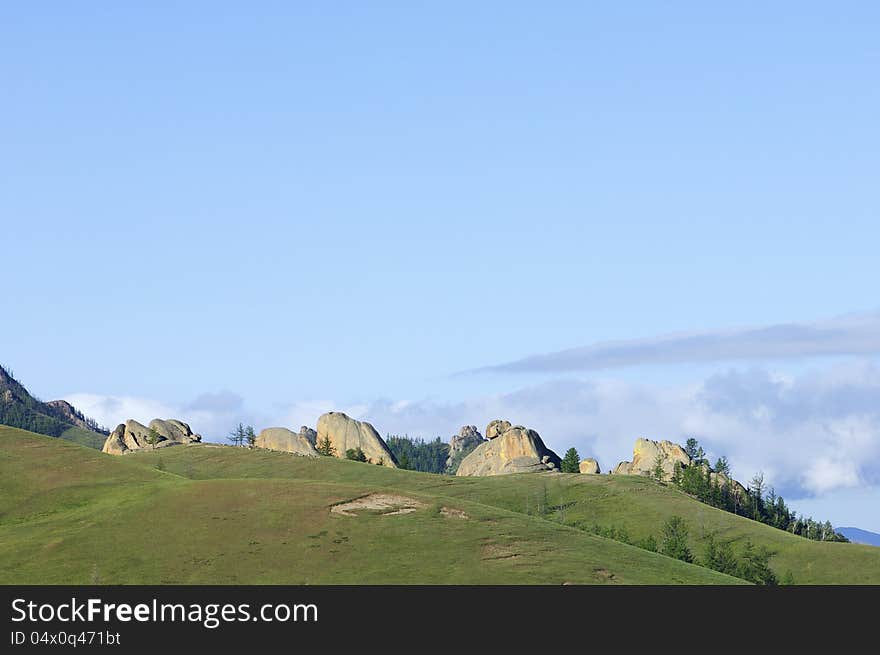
<box><xmin>611</xmin><ymin>438</ymin><xmax>690</xmax><ymax>478</ymax></box>
<box><xmin>610</xmin><ymin>438</ymin><xmax>749</xmax><ymax>498</ymax></box>
<box><xmin>315</xmin><ymin>412</ymin><xmax>397</xmax><ymax>467</ymax></box>
<box><xmin>486</xmin><ymin>419</ymin><xmax>512</xmax><ymax>439</ymax></box>
<box><xmin>446</xmin><ymin>425</ymin><xmax>486</xmax><ymax>469</ymax></box>
<box><xmin>708</xmin><ymin>468</ymin><xmax>749</xmax><ymax>500</ymax></box>
<box><xmin>254</xmin><ymin>427</ymin><xmax>319</xmax><ymax>457</ymax></box>
<box><xmin>44</xmin><ymin>400</ymin><xmax>102</xmax><ymax>432</ymax></box>
<box><xmin>456</xmin><ymin>420</ymin><xmax>561</xmax><ymax>476</ymax></box>
<box><xmin>298</xmin><ymin>426</ymin><xmax>318</xmax><ymax>447</ymax></box>
<box><xmin>579</xmin><ymin>458</ymin><xmax>601</xmax><ymax>474</ymax></box>
<box><xmin>102</xmin><ymin>418</ymin><xmax>201</xmax><ymax>455</ymax></box>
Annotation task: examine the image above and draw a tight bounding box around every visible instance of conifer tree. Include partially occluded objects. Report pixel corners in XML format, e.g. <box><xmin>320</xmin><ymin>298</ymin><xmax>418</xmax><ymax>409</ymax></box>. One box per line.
<box><xmin>561</xmin><ymin>447</ymin><xmax>580</xmax><ymax>473</ymax></box>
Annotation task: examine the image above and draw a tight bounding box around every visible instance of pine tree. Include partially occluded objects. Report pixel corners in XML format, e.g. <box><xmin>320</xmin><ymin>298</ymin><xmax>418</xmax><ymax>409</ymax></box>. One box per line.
<box><xmin>671</xmin><ymin>461</ymin><xmax>683</xmax><ymax>485</ymax></box>
<box><xmin>345</xmin><ymin>447</ymin><xmax>367</xmax><ymax>462</ymax></box>
<box><xmin>652</xmin><ymin>452</ymin><xmax>666</xmax><ymax>482</ymax></box>
<box><xmin>245</xmin><ymin>425</ymin><xmax>257</xmax><ymax>448</ymax></box>
<box><xmin>660</xmin><ymin>516</ymin><xmax>693</xmax><ymax>563</ymax></box>
<box><xmin>749</xmin><ymin>472</ymin><xmax>765</xmax><ymax>521</ymax></box>
<box><xmin>561</xmin><ymin>447</ymin><xmax>580</xmax><ymax>473</ymax></box>
<box><xmin>227</xmin><ymin>423</ymin><xmax>246</xmax><ymax>447</ymax></box>
<box><xmin>316</xmin><ymin>435</ymin><xmax>336</xmax><ymax>456</ymax></box>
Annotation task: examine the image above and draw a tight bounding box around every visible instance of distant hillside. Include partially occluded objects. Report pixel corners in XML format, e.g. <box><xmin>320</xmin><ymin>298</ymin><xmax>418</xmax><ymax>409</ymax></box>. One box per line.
<box><xmin>838</xmin><ymin>527</ymin><xmax>880</xmax><ymax>547</ymax></box>
<box><xmin>0</xmin><ymin>365</ymin><xmax>108</xmax><ymax>449</ymax></box>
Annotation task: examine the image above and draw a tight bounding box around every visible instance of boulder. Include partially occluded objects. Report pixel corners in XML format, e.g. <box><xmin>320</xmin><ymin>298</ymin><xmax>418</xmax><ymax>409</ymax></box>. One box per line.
<box><xmin>456</xmin><ymin>422</ymin><xmax>561</xmax><ymax>476</ymax></box>
<box><xmin>486</xmin><ymin>419</ymin><xmax>512</xmax><ymax>439</ymax></box>
<box><xmin>299</xmin><ymin>426</ymin><xmax>318</xmax><ymax>447</ymax></box>
<box><xmin>611</xmin><ymin>438</ymin><xmax>691</xmax><ymax>478</ymax></box>
<box><xmin>315</xmin><ymin>412</ymin><xmax>397</xmax><ymax>467</ymax></box>
<box><xmin>446</xmin><ymin>425</ymin><xmax>486</xmax><ymax>469</ymax></box>
<box><xmin>102</xmin><ymin>418</ymin><xmax>201</xmax><ymax>455</ymax></box>
<box><xmin>255</xmin><ymin>427</ymin><xmax>319</xmax><ymax>457</ymax></box>
<box><xmin>579</xmin><ymin>458</ymin><xmax>601</xmax><ymax>474</ymax></box>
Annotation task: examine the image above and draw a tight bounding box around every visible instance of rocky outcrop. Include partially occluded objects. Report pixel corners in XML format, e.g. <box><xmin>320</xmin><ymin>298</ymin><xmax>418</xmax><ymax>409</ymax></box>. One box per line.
<box><xmin>315</xmin><ymin>412</ymin><xmax>397</xmax><ymax>467</ymax></box>
<box><xmin>456</xmin><ymin>420</ymin><xmax>561</xmax><ymax>476</ymax></box>
<box><xmin>44</xmin><ymin>400</ymin><xmax>101</xmax><ymax>432</ymax></box>
<box><xmin>611</xmin><ymin>438</ymin><xmax>690</xmax><ymax>478</ymax></box>
<box><xmin>255</xmin><ymin>427</ymin><xmax>319</xmax><ymax>457</ymax></box>
<box><xmin>102</xmin><ymin>418</ymin><xmax>201</xmax><ymax>455</ymax></box>
<box><xmin>579</xmin><ymin>458</ymin><xmax>601</xmax><ymax>474</ymax></box>
<box><xmin>610</xmin><ymin>439</ymin><xmax>749</xmax><ymax>498</ymax></box>
<box><xmin>298</xmin><ymin>426</ymin><xmax>318</xmax><ymax>447</ymax></box>
<box><xmin>486</xmin><ymin>420</ymin><xmax>512</xmax><ymax>439</ymax></box>
<box><xmin>446</xmin><ymin>425</ymin><xmax>486</xmax><ymax>469</ymax></box>
<box><xmin>708</xmin><ymin>468</ymin><xmax>749</xmax><ymax>499</ymax></box>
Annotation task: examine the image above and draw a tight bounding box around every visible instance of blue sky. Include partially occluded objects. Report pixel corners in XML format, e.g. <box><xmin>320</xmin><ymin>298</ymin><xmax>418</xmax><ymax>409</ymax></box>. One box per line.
<box><xmin>3</xmin><ymin>3</ymin><xmax>880</xmax><ymax>530</ymax></box>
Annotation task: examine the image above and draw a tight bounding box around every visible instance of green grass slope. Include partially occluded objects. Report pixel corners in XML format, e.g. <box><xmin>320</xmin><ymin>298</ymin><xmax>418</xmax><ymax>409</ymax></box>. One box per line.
<box><xmin>0</xmin><ymin>427</ymin><xmax>738</xmax><ymax>585</ymax></box>
<box><xmin>128</xmin><ymin>440</ymin><xmax>880</xmax><ymax>584</ymax></box>
<box><xmin>5</xmin><ymin>427</ymin><xmax>879</xmax><ymax>584</ymax></box>
<box><xmin>59</xmin><ymin>426</ymin><xmax>107</xmax><ymax>450</ymax></box>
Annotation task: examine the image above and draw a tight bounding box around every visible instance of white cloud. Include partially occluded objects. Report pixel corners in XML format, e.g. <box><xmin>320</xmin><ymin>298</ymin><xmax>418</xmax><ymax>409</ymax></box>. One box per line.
<box><xmin>64</xmin><ymin>393</ymin><xmax>178</xmax><ymax>429</ymax></box>
<box><xmin>471</xmin><ymin>310</ymin><xmax>880</xmax><ymax>374</ymax></box>
<box><xmin>802</xmin><ymin>457</ymin><xmax>861</xmax><ymax>495</ymax></box>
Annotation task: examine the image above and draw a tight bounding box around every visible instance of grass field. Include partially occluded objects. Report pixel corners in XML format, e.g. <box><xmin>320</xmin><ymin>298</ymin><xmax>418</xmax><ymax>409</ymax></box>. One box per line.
<box><xmin>2</xmin><ymin>425</ymin><xmax>878</xmax><ymax>584</ymax></box>
<box><xmin>59</xmin><ymin>426</ymin><xmax>107</xmax><ymax>450</ymax></box>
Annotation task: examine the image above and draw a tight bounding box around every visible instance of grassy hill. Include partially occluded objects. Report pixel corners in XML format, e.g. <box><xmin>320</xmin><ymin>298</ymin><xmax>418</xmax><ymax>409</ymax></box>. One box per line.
<box><xmin>2</xmin><ymin>426</ymin><xmax>878</xmax><ymax>584</ymax></box>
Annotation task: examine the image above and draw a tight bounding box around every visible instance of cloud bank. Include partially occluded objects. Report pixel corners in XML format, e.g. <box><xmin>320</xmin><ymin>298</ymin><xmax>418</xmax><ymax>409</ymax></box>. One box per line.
<box><xmin>471</xmin><ymin>311</ymin><xmax>880</xmax><ymax>374</ymax></box>
<box><xmin>349</xmin><ymin>361</ymin><xmax>880</xmax><ymax>501</ymax></box>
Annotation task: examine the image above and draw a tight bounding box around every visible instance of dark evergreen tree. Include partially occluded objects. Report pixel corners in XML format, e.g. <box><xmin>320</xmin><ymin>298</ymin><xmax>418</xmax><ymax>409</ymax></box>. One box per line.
<box><xmin>386</xmin><ymin>435</ymin><xmax>449</xmax><ymax>473</ymax></box>
<box><xmin>345</xmin><ymin>447</ymin><xmax>367</xmax><ymax>462</ymax></box>
<box><xmin>660</xmin><ymin>516</ymin><xmax>693</xmax><ymax>563</ymax></box>
<box><xmin>560</xmin><ymin>447</ymin><xmax>580</xmax><ymax>473</ymax></box>
<box><xmin>316</xmin><ymin>435</ymin><xmax>336</xmax><ymax>456</ymax></box>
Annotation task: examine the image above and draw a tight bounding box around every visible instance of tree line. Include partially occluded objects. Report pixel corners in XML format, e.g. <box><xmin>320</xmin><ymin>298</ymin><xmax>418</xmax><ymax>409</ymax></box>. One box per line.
<box><xmin>386</xmin><ymin>435</ymin><xmax>449</xmax><ymax>474</ymax></box>
<box><xmin>667</xmin><ymin>438</ymin><xmax>847</xmax><ymax>543</ymax></box>
<box><xmin>560</xmin><ymin>439</ymin><xmax>847</xmax><ymax>543</ymax></box>
<box><xmin>584</xmin><ymin>515</ymin><xmax>782</xmax><ymax>585</ymax></box>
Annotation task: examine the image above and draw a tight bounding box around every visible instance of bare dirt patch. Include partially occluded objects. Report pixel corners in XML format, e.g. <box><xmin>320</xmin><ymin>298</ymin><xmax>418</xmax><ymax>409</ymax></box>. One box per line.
<box><xmin>331</xmin><ymin>493</ymin><xmax>426</xmax><ymax>517</ymax></box>
<box><xmin>440</xmin><ymin>506</ymin><xmax>470</xmax><ymax>519</ymax></box>
<box><xmin>593</xmin><ymin>568</ymin><xmax>617</xmax><ymax>581</ymax></box>
<box><xmin>481</xmin><ymin>543</ymin><xmax>522</xmax><ymax>561</ymax></box>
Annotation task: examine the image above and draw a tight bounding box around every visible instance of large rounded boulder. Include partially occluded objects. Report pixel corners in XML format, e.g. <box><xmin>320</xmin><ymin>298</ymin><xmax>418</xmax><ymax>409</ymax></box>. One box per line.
<box><xmin>456</xmin><ymin>421</ymin><xmax>561</xmax><ymax>476</ymax></box>
<box><xmin>315</xmin><ymin>412</ymin><xmax>397</xmax><ymax>467</ymax></box>
<box><xmin>255</xmin><ymin>427</ymin><xmax>319</xmax><ymax>457</ymax></box>
<box><xmin>579</xmin><ymin>458</ymin><xmax>601</xmax><ymax>474</ymax></box>
<box><xmin>102</xmin><ymin>418</ymin><xmax>201</xmax><ymax>455</ymax></box>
